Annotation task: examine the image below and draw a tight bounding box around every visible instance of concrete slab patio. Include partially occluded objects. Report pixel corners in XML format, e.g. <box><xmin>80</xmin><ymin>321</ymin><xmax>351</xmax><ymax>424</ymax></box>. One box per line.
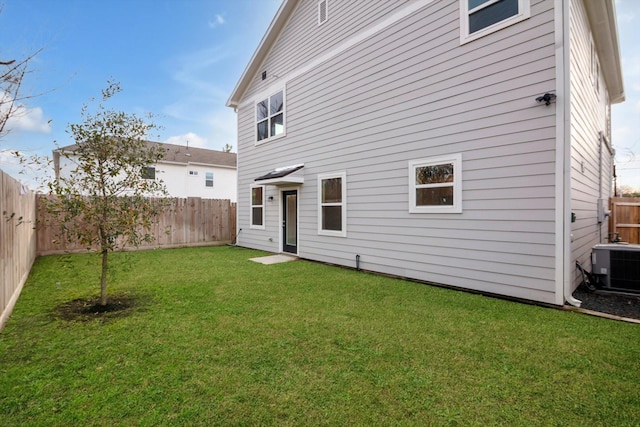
<box><xmin>249</xmin><ymin>254</ymin><xmax>298</xmax><ymax>265</ymax></box>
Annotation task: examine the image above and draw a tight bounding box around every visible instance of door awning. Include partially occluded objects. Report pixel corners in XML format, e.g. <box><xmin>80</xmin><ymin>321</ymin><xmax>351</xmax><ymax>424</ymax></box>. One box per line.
<box><xmin>254</xmin><ymin>164</ymin><xmax>304</xmax><ymax>185</ymax></box>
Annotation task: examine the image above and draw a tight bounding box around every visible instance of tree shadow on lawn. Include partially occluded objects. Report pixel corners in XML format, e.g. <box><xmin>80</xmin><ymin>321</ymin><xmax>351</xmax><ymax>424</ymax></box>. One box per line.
<box><xmin>53</xmin><ymin>293</ymin><xmax>150</xmax><ymax>323</ymax></box>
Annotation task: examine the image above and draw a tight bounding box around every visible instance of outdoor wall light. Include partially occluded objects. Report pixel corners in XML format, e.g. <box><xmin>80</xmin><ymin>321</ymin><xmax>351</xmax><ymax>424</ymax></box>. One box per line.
<box><xmin>268</xmin><ymin>196</ymin><xmax>274</xmax><ymax>201</ymax></box>
<box><xmin>536</xmin><ymin>92</ymin><xmax>557</xmax><ymax>106</ymax></box>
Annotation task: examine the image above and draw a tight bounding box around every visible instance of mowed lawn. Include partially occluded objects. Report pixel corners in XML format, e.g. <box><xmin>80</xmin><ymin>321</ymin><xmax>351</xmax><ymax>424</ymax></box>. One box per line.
<box><xmin>1</xmin><ymin>247</ymin><xmax>638</xmax><ymax>426</ymax></box>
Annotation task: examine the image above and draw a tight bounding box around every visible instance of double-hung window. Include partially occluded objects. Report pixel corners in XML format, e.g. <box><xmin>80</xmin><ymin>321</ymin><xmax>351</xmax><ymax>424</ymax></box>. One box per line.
<box><xmin>256</xmin><ymin>89</ymin><xmax>285</xmax><ymax>143</ymax></box>
<box><xmin>205</xmin><ymin>172</ymin><xmax>214</xmax><ymax>188</ymax></box>
<box><xmin>409</xmin><ymin>155</ymin><xmax>462</xmax><ymax>213</ymax></box>
<box><xmin>460</xmin><ymin>0</ymin><xmax>530</xmax><ymax>44</ymax></box>
<box><xmin>250</xmin><ymin>185</ymin><xmax>265</xmax><ymax>229</ymax></box>
<box><xmin>318</xmin><ymin>172</ymin><xmax>346</xmax><ymax>237</ymax></box>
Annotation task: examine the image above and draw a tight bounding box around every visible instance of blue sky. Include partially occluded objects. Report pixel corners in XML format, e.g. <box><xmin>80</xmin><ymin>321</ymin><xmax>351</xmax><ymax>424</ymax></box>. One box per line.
<box><xmin>1</xmin><ymin>0</ymin><xmax>639</xmax><ymax>191</ymax></box>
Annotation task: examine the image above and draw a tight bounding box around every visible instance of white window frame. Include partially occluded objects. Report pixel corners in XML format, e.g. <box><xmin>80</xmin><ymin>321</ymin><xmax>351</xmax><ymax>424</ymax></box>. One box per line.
<box><xmin>255</xmin><ymin>88</ymin><xmax>286</xmax><ymax>145</ymax></box>
<box><xmin>459</xmin><ymin>0</ymin><xmax>530</xmax><ymax>45</ymax></box>
<box><xmin>318</xmin><ymin>0</ymin><xmax>328</xmax><ymax>26</ymax></box>
<box><xmin>409</xmin><ymin>154</ymin><xmax>462</xmax><ymax>214</ymax></box>
<box><xmin>205</xmin><ymin>172</ymin><xmax>214</xmax><ymax>188</ymax></box>
<box><xmin>317</xmin><ymin>172</ymin><xmax>347</xmax><ymax>237</ymax></box>
<box><xmin>250</xmin><ymin>185</ymin><xmax>266</xmax><ymax>230</ymax></box>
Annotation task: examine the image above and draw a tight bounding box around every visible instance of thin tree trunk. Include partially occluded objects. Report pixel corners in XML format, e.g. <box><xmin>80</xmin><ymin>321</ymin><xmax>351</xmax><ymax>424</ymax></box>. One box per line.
<box><xmin>100</xmin><ymin>249</ymin><xmax>108</xmax><ymax>306</ymax></box>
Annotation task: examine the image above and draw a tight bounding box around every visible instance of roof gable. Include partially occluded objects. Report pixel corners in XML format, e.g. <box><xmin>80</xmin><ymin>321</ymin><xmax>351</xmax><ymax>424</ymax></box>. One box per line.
<box><xmin>226</xmin><ymin>0</ymin><xmax>298</xmax><ymax>109</ymax></box>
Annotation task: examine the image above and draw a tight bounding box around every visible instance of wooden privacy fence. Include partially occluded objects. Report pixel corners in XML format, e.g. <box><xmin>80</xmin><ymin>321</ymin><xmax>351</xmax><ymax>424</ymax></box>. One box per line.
<box><xmin>37</xmin><ymin>196</ymin><xmax>237</xmax><ymax>255</ymax></box>
<box><xmin>0</xmin><ymin>170</ymin><xmax>37</xmax><ymax>330</ymax></box>
<box><xmin>609</xmin><ymin>197</ymin><xmax>640</xmax><ymax>244</ymax></box>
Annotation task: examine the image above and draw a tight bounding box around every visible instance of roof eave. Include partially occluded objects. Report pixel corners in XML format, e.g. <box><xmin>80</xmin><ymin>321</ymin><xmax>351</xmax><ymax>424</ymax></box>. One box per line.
<box><xmin>584</xmin><ymin>0</ymin><xmax>625</xmax><ymax>104</ymax></box>
<box><xmin>226</xmin><ymin>0</ymin><xmax>298</xmax><ymax>109</ymax></box>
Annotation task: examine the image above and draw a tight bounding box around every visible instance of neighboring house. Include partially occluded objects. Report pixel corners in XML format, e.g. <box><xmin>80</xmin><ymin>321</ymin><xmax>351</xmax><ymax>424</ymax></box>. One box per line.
<box><xmin>226</xmin><ymin>0</ymin><xmax>624</xmax><ymax>306</ymax></box>
<box><xmin>53</xmin><ymin>141</ymin><xmax>237</xmax><ymax>201</ymax></box>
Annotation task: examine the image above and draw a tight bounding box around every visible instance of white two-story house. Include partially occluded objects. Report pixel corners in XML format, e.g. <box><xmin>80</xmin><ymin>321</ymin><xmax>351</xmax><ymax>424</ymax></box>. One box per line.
<box><xmin>227</xmin><ymin>0</ymin><xmax>624</xmax><ymax>306</ymax></box>
<box><xmin>54</xmin><ymin>142</ymin><xmax>237</xmax><ymax>201</ymax></box>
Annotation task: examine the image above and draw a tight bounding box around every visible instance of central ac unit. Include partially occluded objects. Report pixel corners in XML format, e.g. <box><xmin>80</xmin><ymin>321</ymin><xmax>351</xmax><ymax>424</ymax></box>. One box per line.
<box><xmin>591</xmin><ymin>243</ymin><xmax>640</xmax><ymax>293</ymax></box>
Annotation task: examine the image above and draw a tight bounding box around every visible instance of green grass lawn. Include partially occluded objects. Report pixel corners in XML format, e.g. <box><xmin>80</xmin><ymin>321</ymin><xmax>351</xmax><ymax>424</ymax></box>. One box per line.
<box><xmin>1</xmin><ymin>247</ymin><xmax>638</xmax><ymax>426</ymax></box>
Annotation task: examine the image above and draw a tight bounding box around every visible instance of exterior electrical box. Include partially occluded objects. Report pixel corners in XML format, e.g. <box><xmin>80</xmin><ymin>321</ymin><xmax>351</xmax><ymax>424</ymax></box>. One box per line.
<box><xmin>591</xmin><ymin>244</ymin><xmax>640</xmax><ymax>293</ymax></box>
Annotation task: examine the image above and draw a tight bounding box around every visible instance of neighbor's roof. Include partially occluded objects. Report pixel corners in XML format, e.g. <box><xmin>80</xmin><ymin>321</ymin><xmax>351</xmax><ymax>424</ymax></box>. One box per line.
<box><xmin>227</xmin><ymin>0</ymin><xmax>625</xmax><ymax>107</ymax></box>
<box><xmin>56</xmin><ymin>141</ymin><xmax>237</xmax><ymax>168</ymax></box>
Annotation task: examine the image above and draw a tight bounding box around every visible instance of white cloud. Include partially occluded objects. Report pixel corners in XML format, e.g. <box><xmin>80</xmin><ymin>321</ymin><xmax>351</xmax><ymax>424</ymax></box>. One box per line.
<box><xmin>165</xmin><ymin>132</ymin><xmax>208</xmax><ymax>149</ymax></box>
<box><xmin>208</xmin><ymin>14</ymin><xmax>225</xmax><ymax>29</ymax></box>
<box><xmin>3</xmin><ymin>105</ymin><xmax>51</xmax><ymax>134</ymax></box>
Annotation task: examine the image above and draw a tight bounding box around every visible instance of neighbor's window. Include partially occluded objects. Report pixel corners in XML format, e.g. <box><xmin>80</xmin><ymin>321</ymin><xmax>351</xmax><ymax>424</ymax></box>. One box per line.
<box><xmin>256</xmin><ymin>89</ymin><xmax>285</xmax><ymax>143</ymax></box>
<box><xmin>409</xmin><ymin>154</ymin><xmax>462</xmax><ymax>213</ymax></box>
<box><xmin>250</xmin><ymin>185</ymin><xmax>265</xmax><ymax>229</ymax></box>
<box><xmin>205</xmin><ymin>172</ymin><xmax>214</xmax><ymax>188</ymax></box>
<box><xmin>318</xmin><ymin>172</ymin><xmax>346</xmax><ymax>237</ymax></box>
<box><xmin>142</xmin><ymin>166</ymin><xmax>156</xmax><ymax>180</ymax></box>
<box><xmin>460</xmin><ymin>0</ymin><xmax>530</xmax><ymax>44</ymax></box>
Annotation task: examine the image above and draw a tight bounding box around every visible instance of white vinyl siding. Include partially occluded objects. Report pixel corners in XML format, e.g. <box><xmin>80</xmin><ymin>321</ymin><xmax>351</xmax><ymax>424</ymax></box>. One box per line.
<box><xmin>409</xmin><ymin>154</ymin><xmax>462</xmax><ymax>213</ymax></box>
<box><xmin>235</xmin><ymin>0</ymin><xmax>559</xmax><ymax>304</ymax></box>
<box><xmin>568</xmin><ymin>0</ymin><xmax>612</xmax><ymax>290</ymax></box>
<box><xmin>460</xmin><ymin>0</ymin><xmax>531</xmax><ymax>44</ymax></box>
<box><xmin>318</xmin><ymin>172</ymin><xmax>346</xmax><ymax>237</ymax></box>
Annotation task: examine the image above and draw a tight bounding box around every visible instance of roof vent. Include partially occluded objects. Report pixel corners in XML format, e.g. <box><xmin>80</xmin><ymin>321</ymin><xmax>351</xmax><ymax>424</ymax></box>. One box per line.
<box><xmin>318</xmin><ymin>0</ymin><xmax>328</xmax><ymax>25</ymax></box>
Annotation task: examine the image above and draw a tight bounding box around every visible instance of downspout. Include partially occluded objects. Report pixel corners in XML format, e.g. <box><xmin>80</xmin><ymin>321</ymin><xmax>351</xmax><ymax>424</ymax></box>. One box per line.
<box><xmin>556</xmin><ymin>0</ymin><xmax>581</xmax><ymax>307</ymax></box>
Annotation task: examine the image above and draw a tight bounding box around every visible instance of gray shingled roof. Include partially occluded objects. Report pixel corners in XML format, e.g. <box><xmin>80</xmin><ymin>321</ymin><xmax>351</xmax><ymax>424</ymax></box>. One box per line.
<box><xmin>57</xmin><ymin>141</ymin><xmax>236</xmax><ymax>168</ymax></box>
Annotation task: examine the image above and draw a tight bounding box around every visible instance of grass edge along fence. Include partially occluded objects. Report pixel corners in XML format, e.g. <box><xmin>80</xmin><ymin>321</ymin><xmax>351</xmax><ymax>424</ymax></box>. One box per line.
<box><xmin>36</xmin><ymin>195</ymin><xmax>237</xmax><ymax>255</ymax></box>
<box><xmin>0</xmin><ymin>169</ymin><xmax>37</xmax><ymax>331</ymax></box>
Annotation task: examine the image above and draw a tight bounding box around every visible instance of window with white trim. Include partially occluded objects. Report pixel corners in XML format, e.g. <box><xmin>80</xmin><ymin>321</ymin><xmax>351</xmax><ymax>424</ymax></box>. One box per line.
<box><xmin>318</xmin><ymin>0</ymin><xmax>328</xmax><ymax>25</ymax></box>
<box><xmin>256</xmin><ymin>89</ymin><xmax>285</xmax><ymax>143</ymax></box>
<box><xmin>409</xmin><ymin>155</ymin><xmax>462</xmax><ymax>213</ymax></box>
<box><xmin>318</xmin><ymin>172</ymin><xmax>346</xmax><ymax>237</ymax></box>
<box><xmin>250</xmin><ymin>185</ymin><xmax>265</xmax><ymax>229</ymax></box>
<box><xmin>460</xmin><ymin>0</ymin><xmax>530</xmax><ymax>44</ymax></box>
<box><xmin>205</xmin><ymin>172</ymin><xmax>214</xmax><ymax>188</ymax></box>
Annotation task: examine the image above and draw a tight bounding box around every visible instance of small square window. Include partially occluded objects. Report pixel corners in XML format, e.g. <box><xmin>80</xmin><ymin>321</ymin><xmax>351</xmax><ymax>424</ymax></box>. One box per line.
<box><xmin>142</xmin><ymin>166</ymin><xmax>156</xmax><ymax>180</ymax></box>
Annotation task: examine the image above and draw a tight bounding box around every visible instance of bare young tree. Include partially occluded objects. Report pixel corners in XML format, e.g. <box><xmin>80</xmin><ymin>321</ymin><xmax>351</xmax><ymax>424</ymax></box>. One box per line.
<box><xmin>1</xmin><ymin>49</ymin><xmax>43</xmax><ymax>140</ymax></box>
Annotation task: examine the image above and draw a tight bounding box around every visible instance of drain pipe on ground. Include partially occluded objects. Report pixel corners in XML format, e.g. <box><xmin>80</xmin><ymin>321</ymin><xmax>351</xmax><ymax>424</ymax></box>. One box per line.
<box><xmin>565</xmin><ymin>261</ymin><xmax>582</xmax><ymax>307</ymax></box>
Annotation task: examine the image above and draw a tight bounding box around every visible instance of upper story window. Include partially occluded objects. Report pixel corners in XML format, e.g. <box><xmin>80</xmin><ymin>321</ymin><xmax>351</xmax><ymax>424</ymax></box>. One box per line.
<box><xmin>460</xmin><ymin>0</ymin><xmax>530</xmax><ymax>44</ymax></box>
<box><xmin>409</xmin><ymin>154</ymin><xmax>462</xmax><ymax>213</ymax></box>
<box><xmin>250</xmin><ymin>185</ymin><xmax>265</xmax><ymax>229</ymax></box>
<box><xmin>205</xmin><ymin>172</ymin><xmax>214</xmax><ymax>188</ymax></box>
<box><xmin>590</xmin><ymin>38</ymin><xmax>600</xmax><ymax>98</ymax></box>
<box><xmin>256</xmin><ymin>89</ymin><xmax>285</xmax><ymax>143</ymax></box>
<box><xmin>318</xmin><ymin>0</ymin><xmax>328</xmax><ymax>25</ymax></box>
<box><xmin>318</xmin><ymin>172</ymin><xmax>346</xmax><ymax>237</ymax></box>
